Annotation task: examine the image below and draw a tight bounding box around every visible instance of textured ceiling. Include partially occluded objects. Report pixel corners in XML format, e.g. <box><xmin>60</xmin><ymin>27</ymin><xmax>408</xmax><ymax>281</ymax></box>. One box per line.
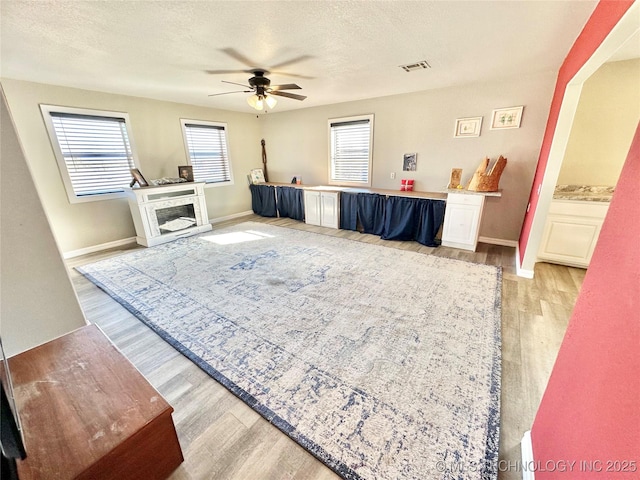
<box><xmin>1</xmin><ymin>0</ymin><xmax>601</xmax><ymax>113</ymax></box>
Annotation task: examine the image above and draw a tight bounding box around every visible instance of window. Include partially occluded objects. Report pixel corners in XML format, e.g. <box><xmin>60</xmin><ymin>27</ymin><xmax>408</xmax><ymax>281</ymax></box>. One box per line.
<box><xmin>328</xmin><ymin>114</ymin><xmax>374</xmax><ymax>186</ymax></box>
<box><xmin>180</xmin><ymin>119</ymin><xmax>233</xmax><ymax>185</ymax></box>
<box><xmin>40</xmin><ymin>105</ymin><xmax>139</xmax><ymax>203</ymax></box>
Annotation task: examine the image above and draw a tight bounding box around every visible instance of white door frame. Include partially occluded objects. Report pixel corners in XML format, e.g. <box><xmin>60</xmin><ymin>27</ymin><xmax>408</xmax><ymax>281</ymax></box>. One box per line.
<box><xmin>520</xmin><ymin>2</ymin><xmax>640</xmax><ymax>275</ymax></box>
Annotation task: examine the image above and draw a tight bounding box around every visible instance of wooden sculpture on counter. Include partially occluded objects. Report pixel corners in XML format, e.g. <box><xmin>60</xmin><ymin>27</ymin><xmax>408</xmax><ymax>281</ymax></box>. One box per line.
<box><xmin>467</xmin><ymin>155</ymin><xmax>507</xmax><ymax>192</ymax></box>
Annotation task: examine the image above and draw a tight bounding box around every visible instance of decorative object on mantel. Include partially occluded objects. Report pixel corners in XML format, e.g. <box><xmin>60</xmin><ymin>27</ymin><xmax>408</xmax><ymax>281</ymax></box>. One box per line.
<box><xmin>454</xmin><ymin>116</ymin><xmax>483</xmax><ymax>137</ymax></box>
<box><xmin>178</xmin><ymin>165</ymin><xmax>194</xmax><ymax>182</ymax></box>
<box><xmin>291</xmin><ymin>175</ymin><xmax>302</xmax><ymax>185</ymax></box>
<box><xmin>250</xmin><ymin>168</ymin><xmax>266</xmax><ymax>184</ymax></box>
<box><xmin>77</xmin><ymin>221</ymin><xmax>501</xmax><ymax>480</ymax></box>
<box><xmin>490</xmin><ymin>106</ymin><xmax>524</xmax><ymax>129</ymax></box>
<box><xmin>150</xmin><ymin>177</ymin><xmax>187</xmax><ymax>186</ymax></box>
<box><xmin>129</xmin><ymin>168</ymin><xmax>149</xmax><ymax>187</ymax></box>
<box><xmin>467</xmin><ymin>156</ymin><xmax>507</xmax><ymax>192</ymax></box>
<box><xmin>403</xmin><ymin>153</ymin><xmax>417</xmax><ymax>171</ymax></box>
<box><xmin>261</xmin><ymin>138</ymin><xmax>270</xmax><ymax>182</ymax></box>
<box><xmin>448</xmin><ymin>168</ymin><xmax>463</xmax><ymax>189</ymax></box>
<box><xmin>400</xmin><ymin>179</ymin><xmax>414</xmax><ymax>191</ymax></box>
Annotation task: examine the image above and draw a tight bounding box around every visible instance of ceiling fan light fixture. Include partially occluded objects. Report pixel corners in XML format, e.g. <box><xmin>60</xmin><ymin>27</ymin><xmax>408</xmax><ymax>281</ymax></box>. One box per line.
<box><xmin>265</xmin><ymin>94</ymin><xmax>277</xmax><ymax>109</ymax></box>
<box><xmin>247</xmin><ymin>94</ymin><xmax>260</xmax><ymax>109</ymax></box>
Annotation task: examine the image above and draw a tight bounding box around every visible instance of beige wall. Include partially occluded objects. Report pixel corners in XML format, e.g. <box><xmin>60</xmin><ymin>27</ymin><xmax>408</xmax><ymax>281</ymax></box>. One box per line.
<box><xmin>558</xmin><ymin>58</ymin><xmax>640</xmax><ymax>186</ymax></box>
<box><xmin>262</xmin><ymin>71</ymin><xmax>556</xmax><ymax>241</ymax></box>
<box><xmin>0</xmin><ymin>79</ymin><xmax>262</xmax><ymax>253</ymax></box>
<box><xmin>1</xmin><ymin>89</ymin><xmax>86</xmax><ymax>356</ymax></box>
<box><xmin>3</xmin><ymin>70</ymin><xmax>556</xmax><ymax>250</ymax></box>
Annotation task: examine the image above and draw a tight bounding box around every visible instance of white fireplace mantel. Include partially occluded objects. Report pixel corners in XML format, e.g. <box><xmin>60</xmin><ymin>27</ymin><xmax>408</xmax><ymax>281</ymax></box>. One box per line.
<box><xmin>125</xmin><ymin>182</ymin><xmax>212</xmax><ymax>247</ymax></box>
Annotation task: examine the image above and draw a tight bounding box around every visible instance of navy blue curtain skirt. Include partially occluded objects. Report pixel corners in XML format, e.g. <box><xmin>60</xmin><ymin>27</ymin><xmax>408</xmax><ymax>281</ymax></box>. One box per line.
<box><xmin>252</xmin><ymin>186</ymin><xmax>445</xmax><ymax>247</ymax></box>
<box><xmin>276</xmin><ymin>186</ymin><xmax>305</xmax><ymax>221</ymax></box>
<box><xmin>249</xmin><ymin>184</ymin><xmax>277</xmax><ymax>217</ymax></box>
<box><xmin>341</xmin><ymin>192</ymin><xmax>445</xmax><ymax>247</ymax></box>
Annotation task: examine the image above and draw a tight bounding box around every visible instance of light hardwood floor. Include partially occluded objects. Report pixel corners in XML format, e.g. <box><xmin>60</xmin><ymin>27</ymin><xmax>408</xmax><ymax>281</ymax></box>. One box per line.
<box><xmin>67</xmin><ymin>214</ymin><xmax>585</xmax><ymax>480</ymax></box>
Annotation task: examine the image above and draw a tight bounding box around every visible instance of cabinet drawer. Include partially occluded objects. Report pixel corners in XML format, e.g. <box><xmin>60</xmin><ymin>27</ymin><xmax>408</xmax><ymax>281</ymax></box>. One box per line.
<box><xmin>446</xmin><ymin>192</ymin><xmax>483</xmax><ymax>206</ymax></box>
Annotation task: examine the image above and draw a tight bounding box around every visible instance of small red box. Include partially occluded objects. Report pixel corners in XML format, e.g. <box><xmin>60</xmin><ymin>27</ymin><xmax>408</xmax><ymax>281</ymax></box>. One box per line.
<box><xmin>400</xmin><ymin>179</ymin><xmax>414</xmax><ymax>191</ymax></box>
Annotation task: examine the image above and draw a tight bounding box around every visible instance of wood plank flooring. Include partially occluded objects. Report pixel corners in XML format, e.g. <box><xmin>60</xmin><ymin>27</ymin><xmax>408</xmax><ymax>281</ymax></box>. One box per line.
<box><xmin>67</xmin><ymin>214</ymin><xmax>584</xmax><ymax>480</ymax></box>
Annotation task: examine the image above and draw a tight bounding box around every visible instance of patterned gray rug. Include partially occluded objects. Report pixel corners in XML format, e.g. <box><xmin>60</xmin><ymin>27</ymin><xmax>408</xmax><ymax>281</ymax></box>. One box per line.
<box><xmin>78</xmin><ymin>221</ymin><xmax>501</xmax><ymax>480</ymax></box>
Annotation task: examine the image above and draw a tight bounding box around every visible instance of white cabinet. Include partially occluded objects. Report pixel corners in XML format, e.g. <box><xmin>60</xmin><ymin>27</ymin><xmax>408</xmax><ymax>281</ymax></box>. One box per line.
<box><xmin>441</xmin><ymin>192</ymin><xmax>485</xmax><ymax>251</ymax></box>
<box><xmin>126</xmin><ymin>182</ymin><xmax>212</xmax><ymax>247</ymax></box>
<box><xmin>304</xmin><ymin>190</ymin><xmax>340</xmax><ymax>229</ymax></box>
<box><xmin>537</xmin><ymin>200</ymin><xmax>609</xmax><ymax>268</ymax></box>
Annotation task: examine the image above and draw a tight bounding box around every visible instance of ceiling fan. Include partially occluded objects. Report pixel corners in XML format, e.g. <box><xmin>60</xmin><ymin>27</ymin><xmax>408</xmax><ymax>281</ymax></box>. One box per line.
<box><xmin>209</xmin><ymin>69</ymin><xmax>306</xmax><ymax>110</ymax></box>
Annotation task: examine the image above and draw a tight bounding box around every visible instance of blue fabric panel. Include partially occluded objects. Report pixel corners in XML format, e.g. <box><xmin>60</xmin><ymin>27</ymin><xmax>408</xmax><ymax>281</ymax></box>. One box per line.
<box><xmin>277</xmin><ymin>186</ymin><xmax>305</xmax><ymax>221</ymax></box>
<box><xmin>357</xmin><ymin>193</ymin><xmax>386</xmax><ymax>236</ymax></box>
<box><xmin>381</xmin><ymin>196</ymin><xmax>417</xmax><ymax>241</ymax></box>
<box><xmin>414</xmin><ymin>199</ymin><xmax>446</xmax><ymax>247</ymax></box>
<box><xmin>340</xmin><ymin>192</ymin><xmax>358</xmax><ymax>231</ymax></box>
<box><xmin>250</xmin><ymin>184</ymin><xmax>277</xmax><ymax>217</ymax></box>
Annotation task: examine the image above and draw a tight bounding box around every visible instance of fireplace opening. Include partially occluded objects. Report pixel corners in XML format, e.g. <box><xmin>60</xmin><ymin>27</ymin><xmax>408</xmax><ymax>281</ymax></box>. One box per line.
<box><xmin>156</xmin><ymin>204</ymin><xmax>197</xmax><ymax>234</ymax></box>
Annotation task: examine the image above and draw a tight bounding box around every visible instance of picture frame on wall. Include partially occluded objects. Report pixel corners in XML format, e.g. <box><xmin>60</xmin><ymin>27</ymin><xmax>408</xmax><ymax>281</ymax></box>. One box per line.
<box><xmin>490</xmin><ymin>106</ymin><xmax>524</xmax><ymax>129</ymax></box>
<box><xmin>403</xmin><ymin>153</ymin><xmax>417</xmax><ymax>171</ymax></box>
<box><xmin>178</xmin><ymin>165</ymin><xmax>194</xmax><ymax>182</ymax></box>
<box><xmin>454</xmin><ymin>116</ymin><xmax>483</xmax><ymax>138</ymax></box>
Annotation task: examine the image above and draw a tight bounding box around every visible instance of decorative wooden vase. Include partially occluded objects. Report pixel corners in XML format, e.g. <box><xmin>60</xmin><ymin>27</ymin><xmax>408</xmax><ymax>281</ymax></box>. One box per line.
<box><xmin>467</xmin><ymin>156</ymin><xmax>507</xmax><ymax>192</ymax></box>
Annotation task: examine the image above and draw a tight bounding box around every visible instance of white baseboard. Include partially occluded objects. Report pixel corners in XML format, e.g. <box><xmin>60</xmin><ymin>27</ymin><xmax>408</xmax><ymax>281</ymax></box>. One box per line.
<box><xmin>63</xmin><ymin>237</ymin><xmax>136</xmax><ymax>259</ymax></box>
<box><xmin>521</xmin><ymin>430</ymin><xmax>535</xmax><ymax>480</ymax></box>
<box><xmin>63</xmin><ymin>211</ymin><xmax>254</xmax><ymax>259</ymax></box>
<box><xmin>516</xmin><ymin>243</ymin><xmax>535</xmax><ymax>278</ymax></box>
<box><xmin>478</xmin><ymin>236</ymin><xmax>518</xmax><ymax>247</ymax></box>
<box><xmin>209</xmin><ymin>210</ymin><xmax>254</xmax><ymax>225</ymax></box>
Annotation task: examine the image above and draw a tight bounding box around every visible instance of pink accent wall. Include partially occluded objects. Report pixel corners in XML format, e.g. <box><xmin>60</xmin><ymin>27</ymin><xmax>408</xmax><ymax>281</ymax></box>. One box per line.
<box><xmin>517</xmin><ymin>0</ymin><xmax>634</xmax><ymax>264</ymax></box>
<box><xmin>530</xmin><ymin>122</ymin><xmax>640</xmax><ymax>477</ymax></box>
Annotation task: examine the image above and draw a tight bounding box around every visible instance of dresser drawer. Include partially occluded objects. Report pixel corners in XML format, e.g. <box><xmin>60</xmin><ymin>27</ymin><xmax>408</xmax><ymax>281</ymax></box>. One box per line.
<box><xmin>446</xmin><ymin>192</ymin><xmax>484</xmax><ymax>206</ymax></box>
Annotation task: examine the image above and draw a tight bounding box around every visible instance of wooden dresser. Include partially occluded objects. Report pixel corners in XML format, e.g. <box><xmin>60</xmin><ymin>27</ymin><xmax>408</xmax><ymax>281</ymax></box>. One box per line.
<box><xmin>10</xmin><ymin>324</ymin><xmax>183</xmax><ymax>479</ymax></box>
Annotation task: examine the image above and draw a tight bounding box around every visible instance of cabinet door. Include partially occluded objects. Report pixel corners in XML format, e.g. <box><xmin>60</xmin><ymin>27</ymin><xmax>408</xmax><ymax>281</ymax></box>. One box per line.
<box><xmin>538</xmin><ymin>215</ymin><xmax>602</xmax><ymax>268</ymax></box>
<box><xmin>320</xmin><ymin>192</ymin><xmax>340</xmax><ymax>229</ymax></box>
<box><xmin>304</xmin><ymin>191</ymin><xmax>322</xmax><ymax>226</ymax></box>
<box><xmin>442</xmin><ymin>203</ymin><xmax>482</xmax><ymax>251</ymax></box>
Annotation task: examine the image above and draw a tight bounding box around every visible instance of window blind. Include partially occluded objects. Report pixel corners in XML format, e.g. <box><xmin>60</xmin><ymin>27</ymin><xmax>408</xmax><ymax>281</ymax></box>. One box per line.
<box><xmin>182</xmin><ymin>123</ymin><xmax>231</xmax><ymax>183</ymax></box>
<box><xmin>49</xmin><ymin>112</ymin><xmax>135</xmax><ymax>197</ymax></box>
<box><xmin>330</xmin><ymin>119</ymin><xmax>371</xmax><ymax>184</ymax></box>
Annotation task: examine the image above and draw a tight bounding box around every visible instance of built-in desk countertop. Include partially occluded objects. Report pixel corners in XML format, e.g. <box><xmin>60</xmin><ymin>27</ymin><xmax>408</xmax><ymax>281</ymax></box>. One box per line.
<box><xmin>261</xmin><ymin>182</ymin><xmax>448</xmax><ymax>201</ymax></box>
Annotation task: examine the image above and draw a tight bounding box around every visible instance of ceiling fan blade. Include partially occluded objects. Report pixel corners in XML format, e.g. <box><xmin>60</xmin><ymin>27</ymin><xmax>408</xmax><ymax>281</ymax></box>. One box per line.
<box><xmin>206</xmin><ymin>69</ymin><xmax>251</xmax><ymax>75</ymax></box>
<box><xmin>222</xmin><ymin>80</ymin><xmax>253</xmax><ymax>89</ymax></box>
<box><xmin>269</xmin><ymin>83</ymin><xmax>302</xmax><ymax>91</ymax></box>
<box><xmin>220</xmin><ymin>48</ymin><xmax>259</xmax><ymax>69</ymax></box>
<box><xmin>270</xmin><ymin>71</ymin><xmax>315</xmax><ymax>80</ymax></box>
<box><xmin>270</xmin><ymin>91</ymin><xmax>307</xmax><ymax>101</ymax></box>
<box><xmin>208</xmin><ymin>90</ymin><xmax>252</xmax><ymax>97</ymax></box>
<box><xmin>269</xmin><ymin>55</ymin><xmax>313</xmax><ymax>70</ymax></box>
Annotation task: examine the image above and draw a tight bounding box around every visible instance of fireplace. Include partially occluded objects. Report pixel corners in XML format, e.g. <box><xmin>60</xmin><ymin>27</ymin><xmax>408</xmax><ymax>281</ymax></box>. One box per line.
<box><xmin>126</xmin><ymin>183</ymin><xmax>212</xmax><ymax>247</ymax></box>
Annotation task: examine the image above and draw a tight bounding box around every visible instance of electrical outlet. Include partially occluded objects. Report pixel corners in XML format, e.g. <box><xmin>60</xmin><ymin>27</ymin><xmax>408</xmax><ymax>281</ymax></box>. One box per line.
<box><xmin>390</xmin><ymin>172</ymin><xmax>396</xmax><ymax>179</ymax></box>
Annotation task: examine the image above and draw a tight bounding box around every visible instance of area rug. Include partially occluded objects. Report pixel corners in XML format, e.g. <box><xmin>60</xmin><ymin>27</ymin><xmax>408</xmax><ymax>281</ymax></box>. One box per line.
<box><xmin>78</xmin><ymin>222</ymin><xmax>501</xmax><ymax>480</ymax></box>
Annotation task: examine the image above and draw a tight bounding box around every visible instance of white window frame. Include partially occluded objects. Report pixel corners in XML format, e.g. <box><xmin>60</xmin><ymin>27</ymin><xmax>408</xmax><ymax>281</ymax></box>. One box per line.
<box><xmin>180</xmin><ymin>119</ymin><xmax>234</xmax><ymax>187</ymax></box>
<box><xmin>328</xmin><ymin>114</ymin><xmax>374</xmax><ymax>187</ymax></box>
<box><xmin>40</xmin><ymin>104</ymin><xmax>140</xmax><ymax>204</ymax></box>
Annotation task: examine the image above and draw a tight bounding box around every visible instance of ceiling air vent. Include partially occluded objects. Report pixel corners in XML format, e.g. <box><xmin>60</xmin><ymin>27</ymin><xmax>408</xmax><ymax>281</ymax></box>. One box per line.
<box><xmin>400</xmin><ymin>61</ymin><xmax>431</xmax><ymax>72</ymax></box>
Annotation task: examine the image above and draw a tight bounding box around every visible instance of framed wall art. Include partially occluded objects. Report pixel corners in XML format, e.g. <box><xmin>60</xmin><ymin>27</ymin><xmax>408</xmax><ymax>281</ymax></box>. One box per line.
<box><xmin>403</xmin><ymin>153</ymin><xmax>417</xmax><ymax>171</ymax></box>
<box><xmin>490</xmin><ymin>106</ymin><xmax>524</xmax><ymax>129</ymax></box>
<box><xmin>454</xmin><ymin>116</ymin><xmax>483</xmax><ymax>138</ymax></box>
